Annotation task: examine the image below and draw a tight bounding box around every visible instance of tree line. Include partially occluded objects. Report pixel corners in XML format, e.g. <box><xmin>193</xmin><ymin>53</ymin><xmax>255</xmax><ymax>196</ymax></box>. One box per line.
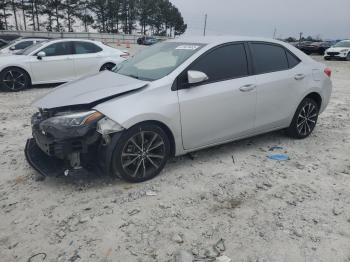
<box><xmin>0</xmin><ymin>0</ymin><xmax>187</xmax><ymax>36</ymax></box>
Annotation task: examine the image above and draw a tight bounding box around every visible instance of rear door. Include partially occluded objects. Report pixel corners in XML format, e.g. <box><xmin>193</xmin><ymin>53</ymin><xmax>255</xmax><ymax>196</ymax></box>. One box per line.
<box><xmin>178</xmin><ymin>43</ymin><xmax>257</xmax><ymax>150</ymax></box>
<box><xmin>29</xmin><ymin>41</ymin><xmax>76</xmax><ymax>83</ymax></box>
<box><xmin>249</xmin><ymin>42</ymin><xmax>306</xmax><ymax>130</ymax></box>
<box><xmin>72</xmin><ymin>41</ymin><xmax>104</xmax><ymax>78</ymax></box>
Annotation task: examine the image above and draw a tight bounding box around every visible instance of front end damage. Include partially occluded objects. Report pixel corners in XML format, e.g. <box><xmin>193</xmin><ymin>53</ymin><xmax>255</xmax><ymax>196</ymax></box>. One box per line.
<box><xmin>25</xmin><ymin>108</ymin><xmax>124</xmax><ymax>177</ymax></box>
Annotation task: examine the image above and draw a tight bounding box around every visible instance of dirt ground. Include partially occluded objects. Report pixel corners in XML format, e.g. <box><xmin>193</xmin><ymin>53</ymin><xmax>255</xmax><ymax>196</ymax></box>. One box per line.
<box><xmin>0</xmin><ymin>56</ymin><xmax>349</xmax><ymax>262</ymax></box>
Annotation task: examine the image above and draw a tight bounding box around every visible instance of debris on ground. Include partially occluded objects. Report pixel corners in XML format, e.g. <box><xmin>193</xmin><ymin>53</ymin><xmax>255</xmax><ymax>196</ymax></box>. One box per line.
<box><xmin>267</xmin><ymin>154</ymin><xmax>290</xmax><ymax>161</ymax></box>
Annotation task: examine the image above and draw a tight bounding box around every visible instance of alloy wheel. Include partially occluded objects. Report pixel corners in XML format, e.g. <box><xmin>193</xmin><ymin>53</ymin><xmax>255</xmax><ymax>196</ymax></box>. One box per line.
<box><xmin>2</xmin><ymin>69</ymin><xmax>27</xmax><ymax>91</ymax></box>
<box><xmin>120</xmin><ymin>130</ymin><xmax>166</xmax><ymax>178</ymax></box>
<box><xmin>296</xmin><ymin>102</ymin><xmax>318</xmax><ymax>136</ymax></box>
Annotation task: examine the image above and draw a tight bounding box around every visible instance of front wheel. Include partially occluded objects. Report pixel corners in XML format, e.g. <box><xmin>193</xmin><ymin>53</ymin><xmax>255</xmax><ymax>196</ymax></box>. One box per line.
<box><xmin>0</xmin><ymin>67</ymin><xmax>30</xmax><ymax>92</ymax></box>
<box><xmin>111</xmin><ymin>123</ymin><xmax>170</xmax><ymax>183</ymax></box>
<box><xmin>287</xmin><ymin>98</ymin><xmax>319</xmax><ymax>139</ymax></box>
<box><xmin>346</xmin><ymin>53</ymin><xmax>350</xmax><ymax>61</ymax></box>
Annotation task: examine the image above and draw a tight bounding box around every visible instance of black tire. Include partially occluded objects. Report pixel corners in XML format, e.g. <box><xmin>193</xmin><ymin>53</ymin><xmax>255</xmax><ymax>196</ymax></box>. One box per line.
<box><xmin>0</xmin><ymin>67</ymin><xmax>31</xmax><ymax>92</ymax></box>
<box><xmin>324</xmin><ymin>57</ymin><xmax>330</xmax><ymax>61</ymax></box>
<box><xmin>111</xmin><ymin>123</ymin><xmax>170</xmax><ymax>183</ymax></box>
<box><xmin>287</xmin><ymin>98</ymin><xmax>319</xmax><ymax>139</ymax></box>
<box><xmin>346</xmin><ymin>53</ymin><xmax>350</xmax><ymax>61</ymax></box>
<box><xmin>100</xmin><ymin>63</ymin><xmax>116</xmax><ymax>71</ymax></box>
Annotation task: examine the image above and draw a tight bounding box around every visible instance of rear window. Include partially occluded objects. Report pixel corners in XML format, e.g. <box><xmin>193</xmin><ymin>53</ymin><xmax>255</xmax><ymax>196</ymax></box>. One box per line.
<box><xmin>74</xmin><ymin>41</ymin><xmax>102</xmax><ymax>54</ymax></box>
<box><xmin>251</xmin><ymin>43</ymin><xmax>289</xmax><ymax>74</ymax></box>
<box><xmin>286</xmin><ymin>51</ymin><xmax>301</xmax><ymax>68</ymax></box>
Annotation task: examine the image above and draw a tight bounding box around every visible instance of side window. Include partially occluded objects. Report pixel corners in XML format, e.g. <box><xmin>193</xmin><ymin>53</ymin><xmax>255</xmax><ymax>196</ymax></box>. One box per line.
<box><xmin>286</xmin><ymin>51</ymin><xmax>301</xmax><ymax>68</ymax></box>
<box><xmin>250</xmin><ymin>43</ymin><xmax>289</xmax><ymax>74</ymax></box>
<box><xmin>39</xmin><ymin>42</ymin><xmax>73</xmax><ymax>56</ymax></box>
<box><xmin>189</xmin><ymin>43</ymin><xmax>249</xmax><ymax>83</ymax></box>
<box><xmin>74</xmin><ymin>42</ymin><xmax>102</xmax><ymax>54</ymax></box>
<box><xmin>14</xmin><ymin>41</ymin><xmax>33</xmax><ymax>50</ymax></box>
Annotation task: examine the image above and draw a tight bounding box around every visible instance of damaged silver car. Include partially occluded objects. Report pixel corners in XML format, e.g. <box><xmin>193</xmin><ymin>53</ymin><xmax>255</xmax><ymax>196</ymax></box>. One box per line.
<box><xmin>25</xmin><ymin>36</ymin><xmax>332</xmax><ymax>182</ymax></box>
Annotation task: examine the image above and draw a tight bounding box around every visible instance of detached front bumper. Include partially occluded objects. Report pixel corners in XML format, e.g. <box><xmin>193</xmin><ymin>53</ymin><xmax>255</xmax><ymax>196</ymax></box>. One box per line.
<box><xmin>25</xmin><ymin>138</ymin><xmax>66</xmax><ymax>177</ymax></box>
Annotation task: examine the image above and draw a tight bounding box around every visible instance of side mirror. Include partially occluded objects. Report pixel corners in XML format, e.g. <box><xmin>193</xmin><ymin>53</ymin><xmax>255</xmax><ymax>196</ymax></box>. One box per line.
<box><xmin>10</xmin><ymin>46</ymin><xmax>16</xmax><ymax>51</ymax></box>
<box><xmin>37</xmin><ymin>51</ymin><xmax>46</xmax><ymax>60</ymax></box>
<box><xmin>187</xmin><ymin>70</ymin><xmax>209</xmax><ymax>85</ymax></box>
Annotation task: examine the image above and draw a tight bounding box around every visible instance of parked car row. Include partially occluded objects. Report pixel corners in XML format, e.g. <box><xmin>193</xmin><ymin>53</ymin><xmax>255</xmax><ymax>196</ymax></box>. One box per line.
<box><xmin>24</xmin><ymin>36</ymin><xmax>332</xmax><ymax>182</ymax></box>
<box><xmin>289</xmin><ymin>40</ymin><xmax>350</xmax><ymax>61</ymax></box>
<box><xmin>0</xmin><ymin>38</ymin><xmax>129</xmax><ymax>91</ymax></box>
<box><xmin>293</xmin><ymin>41</ymin><xmax>332</xmax><ymax>55</ymax></box>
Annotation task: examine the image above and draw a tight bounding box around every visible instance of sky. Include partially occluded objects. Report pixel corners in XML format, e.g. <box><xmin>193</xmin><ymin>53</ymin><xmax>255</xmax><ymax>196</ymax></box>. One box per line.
<box><xmin>170</xmin><ymin>0</ymin><xmax>350</xmax><ymax>40</ymax></box>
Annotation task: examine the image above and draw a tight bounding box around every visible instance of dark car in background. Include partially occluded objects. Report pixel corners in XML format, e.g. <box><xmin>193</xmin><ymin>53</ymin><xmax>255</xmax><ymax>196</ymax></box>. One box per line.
<box><xmin>137</xmin><ymin>36</ymin><xmax>159</xmax><ymax>45</ymax></box>
<box><xmin>0</xmin><ymin>34</ymin><xmax>21</xmax><ymax>42</ymax></box>
<box><xmin>0</xmin><ymin>39</ymin><xmax>8</xmax><ymax>48</ymax></box>
<box><xmin>296</xmin><ymin>41</ymin><xmax>332</xmax><ymax>55</ymax></box>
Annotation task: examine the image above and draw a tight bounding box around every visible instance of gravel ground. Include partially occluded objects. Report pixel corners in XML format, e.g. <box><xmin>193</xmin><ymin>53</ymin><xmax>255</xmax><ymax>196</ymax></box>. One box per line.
<box><xmin>0</xmin><ymin>56</ymin><xmax>349</xmax><ymax>262</ymax></box>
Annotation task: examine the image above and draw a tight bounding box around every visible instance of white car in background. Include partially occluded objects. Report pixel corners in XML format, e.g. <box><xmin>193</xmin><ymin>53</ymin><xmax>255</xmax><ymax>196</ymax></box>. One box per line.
<box><xmin>0</xmin><ymin>38</ymin><xmax>48</xmax><ymax>55</ymax></box>
<box><xmin>0</xmin><ymin>38</ymin><xmax>129</xmax><ymax>91</ymax></box>
<box><xmin>324</xmin><ymin>40</ymin><xmax>350</xmax><ymax>61</ymax></box>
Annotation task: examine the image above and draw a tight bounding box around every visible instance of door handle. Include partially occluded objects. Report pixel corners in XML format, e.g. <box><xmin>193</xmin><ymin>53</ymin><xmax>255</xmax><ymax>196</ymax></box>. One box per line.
<box><xmin>239</xmin><ymin>84</ymin><xmax>256</xmax><ymax>92</ymax></box>
<box><xmin>294</xmin><ymin>74</ymin><xmax>305</xmax><ymax>80</ymax></box>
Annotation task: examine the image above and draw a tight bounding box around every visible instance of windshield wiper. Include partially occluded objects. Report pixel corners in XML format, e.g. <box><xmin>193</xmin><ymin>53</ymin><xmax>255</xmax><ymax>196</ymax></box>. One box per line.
<box><xmin>125</xmin><ymin>74</ymin><xmax>152</xmax><ymax>81</ymax></box>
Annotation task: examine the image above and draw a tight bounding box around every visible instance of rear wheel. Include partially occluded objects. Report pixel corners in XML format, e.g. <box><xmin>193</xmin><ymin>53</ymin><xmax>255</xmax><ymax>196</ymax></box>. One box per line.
<box><xmin>287</xmin><ymin>98</ymin><xmax>319</xmax><ymax>139</ymax></box>
<box><xmin>100</xmin><ymin>63</ymin><xmax>116</xmax><ymax>71</ymax></box>
<box><xmin>111</xmin><ymin>123</ymin><xmax>170</xmax><ymax>183</ymax></box>
<box><xmin>324</xmin><ymin>57</ymin><xmax>330</xmax><ymax>61</ymax></box>
<box><xmin>0</xmin><ymin>67</ymin><xmax>30</xmax><ymax>92</ymax></box>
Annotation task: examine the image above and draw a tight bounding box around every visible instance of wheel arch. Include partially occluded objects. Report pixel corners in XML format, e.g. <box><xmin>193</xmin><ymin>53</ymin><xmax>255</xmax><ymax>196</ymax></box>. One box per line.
<box><xmin>304</xmin><ymin>92</ymin><xmax>322</xmax><ymax>108</ymax></box>
<box><xmin>99</xmin><ymin>62</ymin><xmax>116</xmax><ymax>71</ymax></box>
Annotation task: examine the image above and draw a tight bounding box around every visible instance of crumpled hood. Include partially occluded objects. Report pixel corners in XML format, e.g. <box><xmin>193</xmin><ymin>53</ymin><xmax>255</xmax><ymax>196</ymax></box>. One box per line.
<box><xmin>34</xmin><ymin>71</ymin><xmax>149</xmax><ymax>109</ymax></box>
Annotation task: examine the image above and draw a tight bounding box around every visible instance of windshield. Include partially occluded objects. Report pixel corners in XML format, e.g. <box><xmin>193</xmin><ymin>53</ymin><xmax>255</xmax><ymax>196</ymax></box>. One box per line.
<box><xmin>333</xmin><ymin>41</ymin><xmax>350</xmax><ymax>48</ymax></box>
<box><xmin>17</xmin><ymin>41</ymin><xmax>49</xmax><ymax>55</ymax></box>
<box><xmin>114</xmin><ymin>42</ymin><xmax>205</xmax><ymax>81</ymax></box>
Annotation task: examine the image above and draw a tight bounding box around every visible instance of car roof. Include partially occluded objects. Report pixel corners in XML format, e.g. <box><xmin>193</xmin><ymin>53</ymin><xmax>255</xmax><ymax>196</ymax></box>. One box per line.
<box><xmin>17</xmin><ymin>38</ymin><xmax>49</xmax><ymax>41</ymax></box>
<box><xmin>168</xmin><ymin>35</ymin><xmax>288</xmax><ymax>46</ymax></box>
<box><xmin>46</xmin><ymin>38</ymin><xmax>100</xmax><ymax>43</ymax></box>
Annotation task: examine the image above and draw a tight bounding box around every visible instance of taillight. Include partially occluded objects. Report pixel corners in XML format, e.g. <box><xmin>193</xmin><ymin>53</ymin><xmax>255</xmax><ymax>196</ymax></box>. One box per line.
<box><xmin>120</xmin><ymin>52</ymin><xmax>129</xmax><ymax>58</ymax></box>
<box><xmin>324</xmin><ymin>67</ymin><xmax>332</xmax><ymax>78</ymax></box>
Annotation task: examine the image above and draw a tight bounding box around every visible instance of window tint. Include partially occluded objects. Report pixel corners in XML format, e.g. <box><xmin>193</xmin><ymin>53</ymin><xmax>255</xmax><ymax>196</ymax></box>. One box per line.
<box><xmin>190</xmin><ymin>44</ymin><xmax>249</xmax><ymax>83</ymax></box>
<box><xmin>251</xmin><ymin>43</ymin><xmax>288</xmax><ymax>74</ymax></box>
<box><xmin>74</xmin><ymin>41</ymin><xmax>102</xmax><ymax>54</ymax></box>
<box><xmin>14</xmin><ymin>41</ymin><xmax>33</xmax><ymax>50</ymax></box>
<box><xmin>286</xmin><ymin>51</ymin><xmax>300</xmax><ymax>68</ymax></box>
<box><xmin>39</xmin><ymin>42</ymin><xmax>73</xmax><ymax>56</ymax></box>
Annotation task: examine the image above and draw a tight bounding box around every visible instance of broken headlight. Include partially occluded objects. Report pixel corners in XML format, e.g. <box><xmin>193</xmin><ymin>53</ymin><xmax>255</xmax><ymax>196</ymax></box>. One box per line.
<box><xmin>97</xmin><ymin>117</ymin><xmax>124</xmax><ymax>135</ymax></box>
<box><xmin>42</xmin><ymin>111</ymin><xmax>104</xmax><ymax>127</ymax></box>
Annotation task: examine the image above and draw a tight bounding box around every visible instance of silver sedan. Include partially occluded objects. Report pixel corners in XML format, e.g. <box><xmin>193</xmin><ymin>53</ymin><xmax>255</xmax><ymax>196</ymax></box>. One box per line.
<box><xmin>26</xmin><ymin>36</ymin><xmax>332</xmax><ymax>182</ymax></box>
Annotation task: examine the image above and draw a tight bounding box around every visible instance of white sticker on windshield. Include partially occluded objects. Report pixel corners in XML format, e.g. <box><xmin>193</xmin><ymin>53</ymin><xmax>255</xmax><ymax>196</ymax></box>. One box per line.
<box><xmin>176</xmin><ymin>45</ymin><xmax>200</xmax><ymax>50</ymax></box>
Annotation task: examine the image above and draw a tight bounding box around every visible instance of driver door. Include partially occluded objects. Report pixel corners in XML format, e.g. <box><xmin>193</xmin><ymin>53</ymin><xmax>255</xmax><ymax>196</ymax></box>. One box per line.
<box><xmin>177</xmin><ymin>43</ymin><xmax>257</xmax><ymax>150</ymax></box>
<box><xmin>29</xmin><ymin>41</ymin><xmax>76</xmax><ymax>84</ymax></box>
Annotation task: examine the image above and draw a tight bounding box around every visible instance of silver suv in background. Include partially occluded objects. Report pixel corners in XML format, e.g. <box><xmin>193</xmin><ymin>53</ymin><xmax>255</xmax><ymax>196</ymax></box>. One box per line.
<box><xmin>25</xmin><ymin>36</ymin><xmax>332</xmax><ymax>183</ymax></box>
